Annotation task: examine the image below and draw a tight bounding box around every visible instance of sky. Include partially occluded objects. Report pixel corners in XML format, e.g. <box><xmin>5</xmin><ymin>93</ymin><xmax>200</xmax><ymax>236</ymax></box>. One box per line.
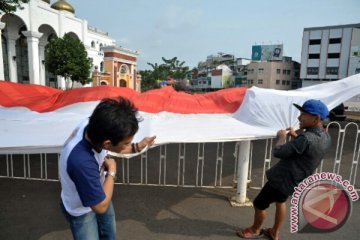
<box><xmin>69</xmin><ymin>0</ymin><xmax>360</xmax><ymax>70</ymax></box>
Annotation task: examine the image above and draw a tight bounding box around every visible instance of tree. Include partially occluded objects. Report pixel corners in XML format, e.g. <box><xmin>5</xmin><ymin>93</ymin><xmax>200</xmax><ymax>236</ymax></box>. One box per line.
<box><xmin>0</xmin><ymin>0</ymin><xmax>29</xmax><ymax>14</ymax></box>
<box><xmin>138</xmin><ymin>69</ymin><xmax>157</xmax><ymax>92</ymax></box>
<box><xmin>161</xmin><ymin>57</ymin><xmax>189</xmax><ymax>80</ymax></box>
<box><xmin>139</xmin><ymin>57</ymin><xmax>189</xmax><ymax>92</ymax></box>
<box><xmin>45</xmin><ymin>33</ymin><xmax>92</xmax><ymax>89</ymax></box>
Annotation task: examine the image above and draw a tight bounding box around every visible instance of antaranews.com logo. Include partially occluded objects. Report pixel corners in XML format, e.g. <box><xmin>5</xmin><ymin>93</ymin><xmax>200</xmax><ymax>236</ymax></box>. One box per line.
<box><xmin>290</xmin><ymin>172</ymin><xmax>359</xmax><ymax>233</ymax></box>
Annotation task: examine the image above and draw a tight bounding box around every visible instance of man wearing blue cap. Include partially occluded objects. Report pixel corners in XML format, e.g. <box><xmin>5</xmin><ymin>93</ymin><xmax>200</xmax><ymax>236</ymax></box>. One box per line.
<box><xmin>237</xmin><ymin>99</ymin><xmax>331</xmax><ymax>240</ymax></box>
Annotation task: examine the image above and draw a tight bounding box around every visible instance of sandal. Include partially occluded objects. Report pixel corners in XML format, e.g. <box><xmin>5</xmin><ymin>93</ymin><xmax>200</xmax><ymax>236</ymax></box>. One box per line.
<box><xmin>263</xmin><ymin>228</ymin><xmax>279</xmax><ymax>240</ymax></box>
<box><xmin>236</xmin><ymin>228</ymin><xmax>264</xmax><ymax>239</ymax></box>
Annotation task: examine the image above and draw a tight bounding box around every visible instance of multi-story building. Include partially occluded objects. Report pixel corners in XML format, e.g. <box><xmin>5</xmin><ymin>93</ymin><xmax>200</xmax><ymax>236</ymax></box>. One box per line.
<box><xmin>195</xmin><ymin>53</ymin><xmax>247</xmax><ymax>90</ymax></box>
<box><xmin>197</xmin><ymin>53</ymin><xmax>235</xmax><ymax>77</ymax></box>
<box><xmin>246</xmin><ymin>57</ymin><xmax>300</xmax><ymax>90</ymax></box>
<box><xmin>192</xmin><ymin>64</ymin><xmax>233</xmax><ymax>90</ymax></box>
<box><xmin>233</xmin><ymin>58</ymin><xmax>251</xmax><ymax>87</ymax></box>
<box><xmin>0</xmin><ymin>0</ymin><xmax>139</xmax><ymax>90</ymax></box>
<box><xmin>300</xmin><ymin>23</ymin><xmax>360</xmax><ymax>87</ymax></box>
<box><xmin>100</xmin><ymin>45</ymin><xmax>139</xmax><ymax>90</ymax></box>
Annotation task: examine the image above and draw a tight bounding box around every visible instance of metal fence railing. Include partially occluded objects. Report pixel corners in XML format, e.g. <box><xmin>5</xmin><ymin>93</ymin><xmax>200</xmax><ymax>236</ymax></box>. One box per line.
<box><xmin>1</xmin><ymin>122</ymin><xmax>359</xmax><ymax>191</ymax></box>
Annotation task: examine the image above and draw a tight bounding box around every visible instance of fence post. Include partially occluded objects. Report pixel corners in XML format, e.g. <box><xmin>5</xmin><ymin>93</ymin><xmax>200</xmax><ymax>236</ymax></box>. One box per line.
<box><xmin>230</xmin><ymin>140</ymin><xmax>253</xmax><ymax>207</ymax></box>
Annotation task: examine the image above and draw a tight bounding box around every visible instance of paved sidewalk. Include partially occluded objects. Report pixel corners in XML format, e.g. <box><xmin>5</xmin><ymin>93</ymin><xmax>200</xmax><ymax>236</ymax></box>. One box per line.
<box><xmin>0</xmin><ymin>179</ymin><xmax>359</xmax><ymax>240</ymax></box>
<box><xmin>346</xmin><ymin>111</ymin><xmax>360</xmax><ymax>122</ymax></box>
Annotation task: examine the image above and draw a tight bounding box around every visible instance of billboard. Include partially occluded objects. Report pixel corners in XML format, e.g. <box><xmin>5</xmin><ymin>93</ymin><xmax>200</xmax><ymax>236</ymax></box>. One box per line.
<box><xmin>252</xmin><ymin>44</ymin><xmax>283</xmax><ymax>61</ymax></box>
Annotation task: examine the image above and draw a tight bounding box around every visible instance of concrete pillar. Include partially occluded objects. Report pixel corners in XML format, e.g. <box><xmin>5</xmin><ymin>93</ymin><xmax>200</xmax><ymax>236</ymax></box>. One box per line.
<box><xmin>58</xmin><ymin>76</ymin><xmax>66</xmax><ymax>89</ymax></box>
<box><xmin>130</xmin><ymin>64</ymin><xmax>134</xmax><ymax>89</ymax></box>
<box><xmin>229</xmin><ymin>140</ymin><xmax>253</xmax><ymax>207</ymax></box>
<box><xmin>0</xmin><ymin>22</ymin><xmax>6</xmax><ymax>80</ymax></box>
<box><xmin>39</xmin><ymin>40</ymin><xmax>47</xmax><ymax>86</ymax></box>
<box><xmin>7</xmin><ymin>35</ymin><xmax>18</xmax><ymax>83</ymax></box>
<box><xmin>22</xmin><ymin>31</ymin><xmax>43</xmax><ymax>85</ymax></box>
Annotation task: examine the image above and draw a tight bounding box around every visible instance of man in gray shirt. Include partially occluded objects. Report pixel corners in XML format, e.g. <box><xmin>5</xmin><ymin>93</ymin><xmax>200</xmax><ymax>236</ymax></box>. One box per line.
<box><xmin>237</xmin><ymin>99</ymin><xmax>331</xmax><ymax>240</ymax></box>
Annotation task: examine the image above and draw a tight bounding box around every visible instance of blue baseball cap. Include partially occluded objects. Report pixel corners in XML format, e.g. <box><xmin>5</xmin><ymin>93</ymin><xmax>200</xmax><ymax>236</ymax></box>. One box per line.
<box><xmin>293</xmin><ymin>99</ymin><xmax>329</xmax><ymax>120</ymax></box>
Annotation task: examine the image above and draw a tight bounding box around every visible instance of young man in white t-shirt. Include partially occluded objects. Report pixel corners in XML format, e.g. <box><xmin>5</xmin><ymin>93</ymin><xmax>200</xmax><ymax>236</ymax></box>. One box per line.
<box><xmin>59</xmin><ymin>97</ymin><xmax>155</xmax><ymax>240</ymax></box>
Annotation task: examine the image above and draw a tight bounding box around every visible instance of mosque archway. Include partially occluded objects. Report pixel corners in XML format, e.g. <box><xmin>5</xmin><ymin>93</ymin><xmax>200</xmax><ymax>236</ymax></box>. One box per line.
<box><xmin>1</xmin><ymin>14</ymin><xmax>28</xmax><ymax>83</ymax></box>
<box><xmin>39</xmin><ymin>24</ymin><xmax>58</xmax><ymax>87</ymax></box>
<box><xmin>15</xmin><ymin>26</ymin><xmax>29</xmax><ymax>84</ymax></box>
<box><xmin>65</xmin><ymin>31</ymin><xmax>79</xmax><ymax>40</ymax></box>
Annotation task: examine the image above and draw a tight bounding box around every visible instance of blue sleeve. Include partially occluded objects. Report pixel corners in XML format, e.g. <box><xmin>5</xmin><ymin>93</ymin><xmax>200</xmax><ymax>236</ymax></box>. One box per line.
<box><xmin>67</xmin><ymin>153</ymin><xmax>106</xmax><ymax>207</ymax></box>
<box><xmin>273</xmin><ymin>135</ymin><xmax>308</xmax><ymax>159</ymax></box>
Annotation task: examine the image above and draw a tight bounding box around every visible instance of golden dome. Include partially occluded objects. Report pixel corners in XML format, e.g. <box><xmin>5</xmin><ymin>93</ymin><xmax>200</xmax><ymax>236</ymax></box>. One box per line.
<box><xmin>51</xmin><ymin>0</ymin><xmax>75</xmax><ymax>14</ymax></box>
<box><xmin>42</xmin><ymin>0</ymin><xmax>50</xmax><ymax>4</ymax></box>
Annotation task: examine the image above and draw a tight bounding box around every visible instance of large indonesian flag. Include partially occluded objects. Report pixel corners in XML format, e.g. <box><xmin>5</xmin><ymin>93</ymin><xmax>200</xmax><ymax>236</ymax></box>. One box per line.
<box><xmin>0</xmin><ymin>74</ymin><xmax>359</xmax><ymax>154</ymax></box>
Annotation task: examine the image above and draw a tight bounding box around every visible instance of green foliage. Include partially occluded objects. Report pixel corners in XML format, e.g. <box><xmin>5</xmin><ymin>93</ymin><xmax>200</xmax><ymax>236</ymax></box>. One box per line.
<box><xmin>0</xmin><ymin>0</ymin><xmax>29</xmax><ymax>14</ymax></box>
<box><xmin>138</xmin><ymin>69</ymin><xmax>159</xmax><ymax>92</ymax></box>
<box><xmin>45</xmin><ymin>33</ymin><xmax>92</xmax><ymax>89</ymax></box>
<box><xmin>140</xmin><ymin>57</ymin><xmax>189</xmax><ymax>92</ymax></box>
<box><xmin>161</xmin><ymin>57</ymin><xmax>189</xmax><ymax>80</ymax></box>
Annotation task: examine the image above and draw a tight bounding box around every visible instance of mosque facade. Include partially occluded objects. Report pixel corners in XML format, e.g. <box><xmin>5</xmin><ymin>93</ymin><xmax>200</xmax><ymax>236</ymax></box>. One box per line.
<box><xmin>0</xmin><ymin>0</ymin><xmax>140</xmax><ymax>91</ymax></box>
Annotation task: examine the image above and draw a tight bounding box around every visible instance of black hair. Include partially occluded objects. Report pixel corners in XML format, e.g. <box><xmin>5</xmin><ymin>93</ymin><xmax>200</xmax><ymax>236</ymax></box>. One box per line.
<box><xmin>87</xmin><ymin>97</ymin><xmax>139</xmax><ymax>149</ymax></box>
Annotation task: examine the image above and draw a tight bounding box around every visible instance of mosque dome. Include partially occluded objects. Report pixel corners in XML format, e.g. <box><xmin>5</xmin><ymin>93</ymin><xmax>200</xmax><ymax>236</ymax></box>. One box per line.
<box><xmin>42</xmin><ymin>0</ymin><xmax>50</xmax><ymax>4</ymax></box>
<box><xmin>51</xmin><ymin>0</ymin><xmax>75</xmax><ymax>14</ymax></box>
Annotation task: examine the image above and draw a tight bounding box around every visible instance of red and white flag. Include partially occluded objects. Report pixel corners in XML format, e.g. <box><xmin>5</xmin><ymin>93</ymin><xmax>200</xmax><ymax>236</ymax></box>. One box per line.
<box><xmin>0</xmin><ymin>74</ymin><xmax>359</xmax><ymax>154</ymax></box>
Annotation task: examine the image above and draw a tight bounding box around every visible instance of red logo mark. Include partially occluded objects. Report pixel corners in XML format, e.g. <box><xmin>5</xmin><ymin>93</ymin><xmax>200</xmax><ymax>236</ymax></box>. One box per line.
<box><xmin>301</xmin><ymin>183</ymin><xmax>350</xmax><ymax>231</ymax></box>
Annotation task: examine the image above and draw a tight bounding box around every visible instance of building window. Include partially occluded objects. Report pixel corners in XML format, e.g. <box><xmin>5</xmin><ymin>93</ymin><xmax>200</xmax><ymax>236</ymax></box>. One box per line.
<box><xmin>100</xmin><ymin>61</ymin><xmax>104</xmax><ymax>72</ymax></box>
<box><xmin>308</xmin><ymin>54</ymin><xmax>320</xmax><ymax>59</ymax></box>
<box><xmin>258</xmin><ymin>68</ymin><xmax>264</xmax><ymax>74</ymax></box>
<box><xmin>287</xmin><ymin>70</ymin><xmax>291</xmax><ymax>75</ymax></box>
<box><xmin>355</xmin><ymin>68</ymin><xmax>360</xmax><ymax>74</ymax></box>
<box><xmin>91</xmin><ymin>41</ymin><xmax>95</xmax><ymax>48</ymax></box>
<box><xmin>258</xmin><ymin>79</ymin><xmax>263</xmax><ymax>84</ymax></box>
<box><xmin>282</xmin><ymin>69</ymin><xmax>286</xmax><ymax>74</ymax></box>
<box><xmin>276</xmin><ymin>69</ymin><xmax>281</xmax><ymax>74</ymax></box>
<box><xmin>286</xmin><ymin>80</ymin><xmax>290</xmax><ymax>85</ymax></box>
<box><xmin>326</xmin><ymin>67</ymin><xmax>338</xmax><ymax>75</ymax></box>
<box><xmin>276</xmin><ymin>80</ymin><xmax>280</xmax><ymax>85</ymax></box>
<box><xmin>282</xmin><ymin>80</ymin><xmax>286</xmax><ymax>85</ymax></box>
<box><xmin>329</xmin><ymin>38</ymin><xmax>341</xmax><ymax>44</ymax></box>
<box><xmin>307</xmin><ymin>67</ymin><xmax>319</xmax><ymax>75</ymax></box>
<box><xmin>120</xmin><ymin>64</ymin><xmax>129</xmax><ymax>74</ymax></box>
<box><xmin>99</xmin><ymin>43</ymin><xmax>103</xmax><ymax>51</ymax></box>
<box><xmin>309</xmin><ymin>39</ymin><xmax>321</xmax><ymax>45</ymax></box>
<box><xmin>328</xmin><ymin>53</ymin><xmax>340</xmax><ymax>58</ymax></box>
<box><xmin>119</xmin><ymin>79</ymin><xmax>127</xmax><ymax>87</ymax></box>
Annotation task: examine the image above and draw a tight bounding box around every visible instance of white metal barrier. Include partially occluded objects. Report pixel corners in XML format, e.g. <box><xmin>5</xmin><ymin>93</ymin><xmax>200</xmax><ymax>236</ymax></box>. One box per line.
<box><xmin>1</xmin><ymin>122</ymin><xmax>359</xmax><ymax>195</ymax></box>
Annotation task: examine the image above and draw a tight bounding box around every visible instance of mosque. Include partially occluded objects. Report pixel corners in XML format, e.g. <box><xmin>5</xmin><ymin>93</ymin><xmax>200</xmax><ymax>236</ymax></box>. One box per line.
<box><xmin>0</xmin><ymin>0</ymin><xmax>140</xmax><ymax>91</ymax></box>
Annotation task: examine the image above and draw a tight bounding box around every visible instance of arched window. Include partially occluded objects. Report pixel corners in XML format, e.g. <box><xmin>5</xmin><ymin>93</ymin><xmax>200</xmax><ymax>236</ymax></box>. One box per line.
<box><xmin>99</xmin><ymin>43</ymin><xmax>103</xmax><ymax>51</ymax></box>
<box><xmin>120</xmin><ymin>64</ymin><xmax>129</xmax><ymax>74</ymax></box>
<box><xmin>91</xmin><ymin>41</ymin><xmax>95</xmax><ymax>48</ymax></box>
<box><xmin>47</xmin><ymin>33</ymin><xmax>56</xmax><ymax>42</ymax></box>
